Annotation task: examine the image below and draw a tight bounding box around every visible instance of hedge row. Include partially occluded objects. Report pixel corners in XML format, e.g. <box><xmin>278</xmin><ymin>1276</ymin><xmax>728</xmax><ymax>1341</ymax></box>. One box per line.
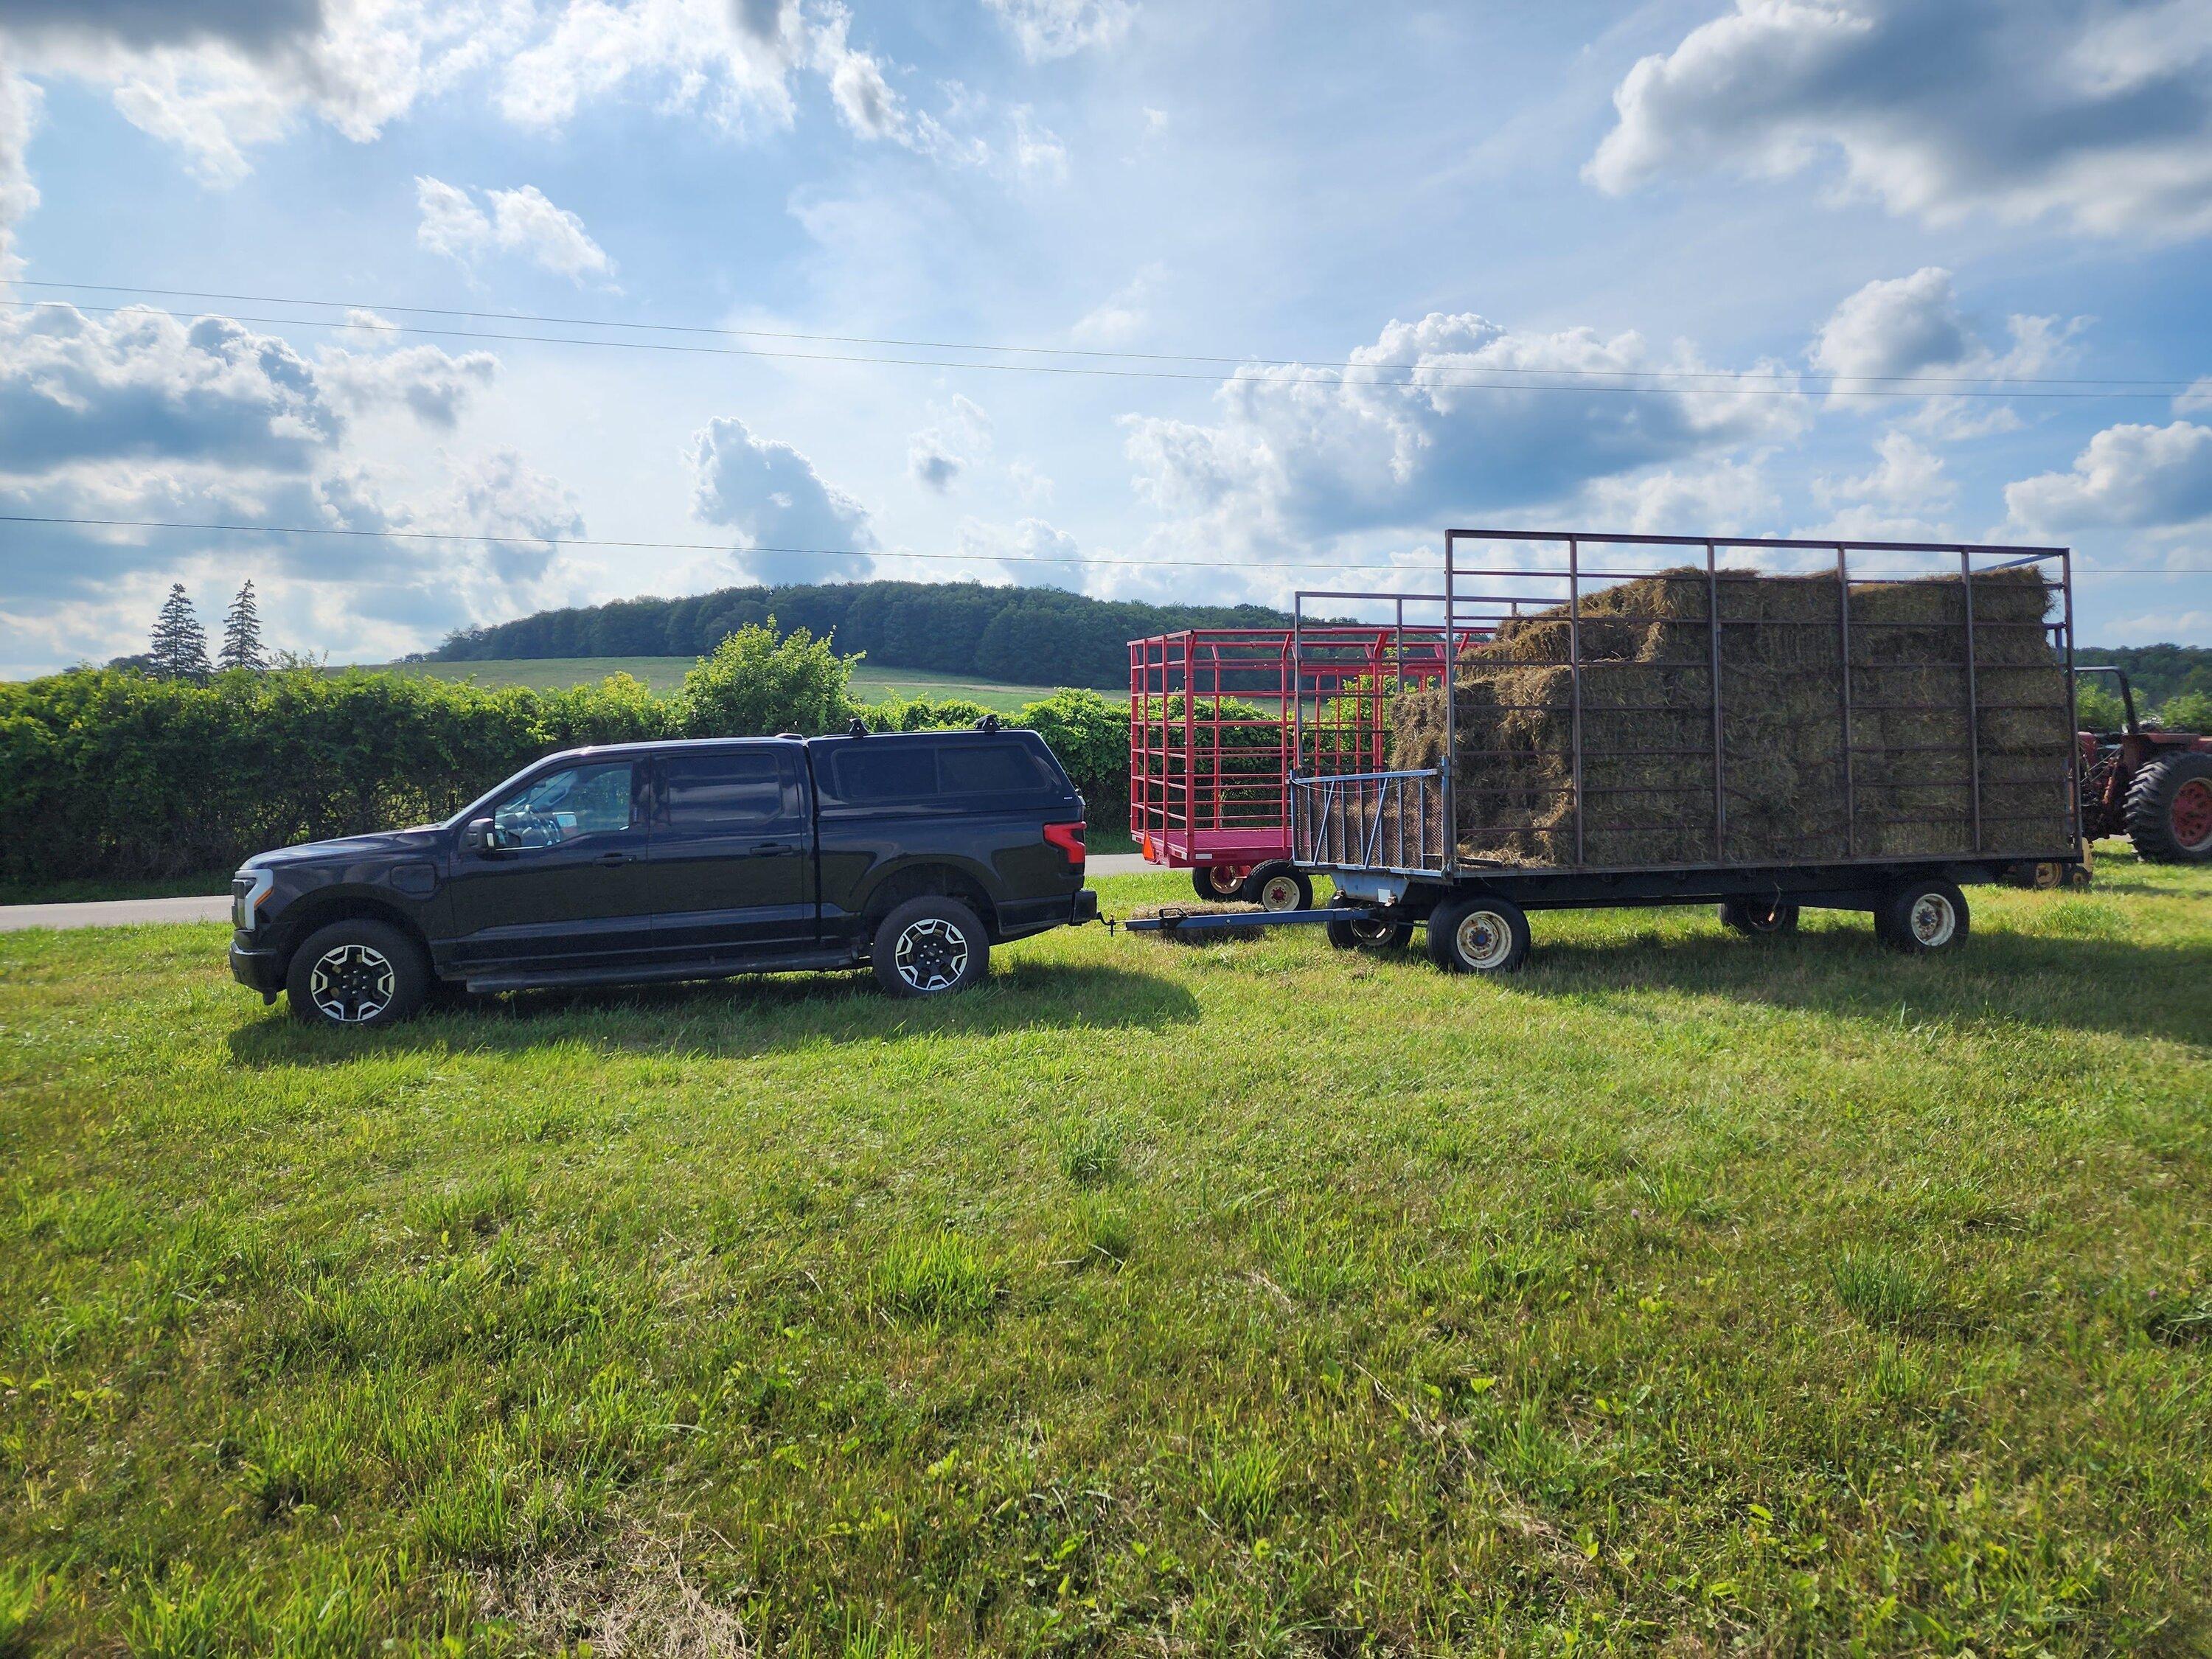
<box><xmin>0</xmin><ymin>664</ymin><xmax>1131</xmax><ymax>885</ymax></box>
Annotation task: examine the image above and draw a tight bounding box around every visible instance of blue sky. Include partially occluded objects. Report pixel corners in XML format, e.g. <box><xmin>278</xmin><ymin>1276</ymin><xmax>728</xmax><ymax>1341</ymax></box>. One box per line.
<box><xmin>2</xmin><ymin>0</ymin><xmax>2211</xmax><ymax>675</ymax></box>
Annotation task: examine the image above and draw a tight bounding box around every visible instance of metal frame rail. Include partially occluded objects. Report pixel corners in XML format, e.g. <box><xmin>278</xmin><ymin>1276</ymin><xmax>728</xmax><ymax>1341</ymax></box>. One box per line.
<box><xmin>1290</xmin><ymin>530</ymin><xmax>2080</xmax><ymax>881</ymax></box>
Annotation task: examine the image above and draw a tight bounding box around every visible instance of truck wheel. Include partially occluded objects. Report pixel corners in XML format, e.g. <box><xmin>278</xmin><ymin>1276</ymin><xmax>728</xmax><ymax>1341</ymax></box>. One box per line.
<box><xmin>2124</xmin><ymin>751</ymin><xmax>2212</xmax><ymax>863</ymax></box>
<box><xmin>286</xmin><ymin>919</ymin><xmax>430</xmax><ymax>1028</ymax></box>
<box><xmin>1326</xmin><ymin>909</ymin><xmax>1412</xmax><ymax>951</ymax></box>
<box><xmin>872</xmin><ymin>897</ymin><xmax>990</xmax><ymax>998</ymax></box>
<box><xmin>1425</xmin><ymin>896</ymin><xmax>1531</xmax><ymax>975</ymax></box>
<box><xmin>1192</xmin><ymin>866</ymin><xmax>1247</xmax><ymax>902</ymax></box>
<box><xmin>1874</xmin><ymin>880</ymin><xmax>1969</xmax><ymax>955</ymax></box>
<box><xmin>1718</xmin><ymin>898</ymin><xmax>1799</xmax><ymax>936</ymax></box>
<box><xmin>1242</xmin><ymin>862</ymin><xmax>1312</xmax><ymax>912</ymax></box>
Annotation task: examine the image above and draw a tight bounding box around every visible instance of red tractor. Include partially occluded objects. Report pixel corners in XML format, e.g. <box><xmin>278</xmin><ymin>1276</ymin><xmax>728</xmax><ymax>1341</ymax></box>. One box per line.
<box><xmin>2076</xmin><ymin>667</ymin><xmax>2212</xmax><ymax>863</ymax></box>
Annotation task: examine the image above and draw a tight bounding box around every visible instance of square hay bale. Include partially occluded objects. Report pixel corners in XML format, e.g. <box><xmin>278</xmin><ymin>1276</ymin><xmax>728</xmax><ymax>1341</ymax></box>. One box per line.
<box><xmin>1384</xmin><ymin>564</ymin><xmax>2073</xmax><ymax>869</ymax></box>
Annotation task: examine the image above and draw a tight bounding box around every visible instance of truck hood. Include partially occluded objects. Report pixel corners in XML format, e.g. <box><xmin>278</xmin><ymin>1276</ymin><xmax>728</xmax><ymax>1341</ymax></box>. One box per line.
<box><xmin>243</xmin><ymin>826</ymin><xmax>444</xmax><ymax>870</ymax></box>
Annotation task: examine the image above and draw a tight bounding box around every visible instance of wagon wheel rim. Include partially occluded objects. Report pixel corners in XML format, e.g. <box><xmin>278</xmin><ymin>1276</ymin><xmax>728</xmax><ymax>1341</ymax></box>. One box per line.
<box><xmin>1203</xmin><ymin>866</ymin><xmax>1245</xmax><ymax>897</ymax></box>
<box><xmin>893</xmin><ymin>917</ymin><xmax>969</xmax><ymax>992</ymax></box>
<box><xmin>1746</xmin><ymin>902</ymin><xmax>1788</xmax><ymax>931</ymax></box>
<box><xmin>308</xmin><ymin>943</ymin><xmax>396</xmax><ymax>1023</ymax></box>
<box><xmin>2174</xmin><ymin>779</ymin><xmax>2212</xmax><ymax>852</ymax></box>
<box><xmin>1908</xmin><ymin>894</ymin><xmax>1956</xmax><ymax>947</ymax></box>
<box><xmin>1257</xmin><ymin>874</ymin><xmax>1303</xmax><ymax>911</ymax></box>
<box><xmin>1349</xmin><ymin>917</ymin><xmax>1397</xmax><ymax>944</ymax></box>
<box><xmin>1454</xmin><ymin>910</ymin><xmax>1514</xmax><ymax>970</ymax></box>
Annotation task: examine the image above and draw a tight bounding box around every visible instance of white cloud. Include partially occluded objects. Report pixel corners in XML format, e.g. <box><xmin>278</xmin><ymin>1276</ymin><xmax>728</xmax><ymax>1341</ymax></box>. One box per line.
<box><xmin>1073</xmin><ymin>262</ymin><xmax>1163</xmax><ymax>345</ymax></box>
<box><xmin>983</xmin><ymin>0</ymin><xmax>1135</xmax><ymax>61</ymax></box>
<box><xmin>1008</xmin><ymin>105</ymin><xmax>1067</xmax><ymax>182</ymax></box>
<box><xmin>951</xmin><ymin>514</ymin><xmax>1085</xmax><ymax>585</ymax></box>
<box><xmin>689</xmin><ymin>414</ymin><xmax>877</xmax><ymax>584</ymax></box>
<box><xmin>1</xmin><ymin>0</ymin><xmax>511</xmax><ymax>184</ymax></box>
<box><xmin>415</xmin><ymin>175</ymin><xmax>615</xmax><ymax>283</ymax></box>
<box><xmin>2005</xmin><ymin>421</ymin><xmax>2212</xmax><ymax>532</ymax></box>
<box><xmin>907</xmin><ymin>394</ymin><xmax>992</xmax><ymax>493</ymax></box>
<box><xmin>1816</xmin><ymin>429</ymin><xmax>1952</xmax><ymax>509</ymax></box>
<box><xmin>1582</xmin><ymin>457</ymin><xmax>1781</xmax><ymax>535</ymax></box>
<box><xmin>0</xmin><ymin>71</ymin><xmax>43</xmax><ymax>279</ymax></box>
<box><xmin>1588</xmin><ymin>0</ymin><xmax>2212</xmax><ymax>237</ymax></box>
<box><xmin>2179</xmin><ymin>378</ymin><xmax>2212</xmax><ymax>414</ymax></box>
<box><xmin>1121</xmin><ymin>311</ymin><xmax>1804</xmax><ymax>555</ymax></box>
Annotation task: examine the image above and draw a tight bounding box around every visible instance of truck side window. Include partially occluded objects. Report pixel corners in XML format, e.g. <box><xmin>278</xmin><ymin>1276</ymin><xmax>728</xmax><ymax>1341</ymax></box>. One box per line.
<box><xmin>940</xmin><ymin>741</ymin><xmax>1054</xmax><ymax>796</ymax></box>
<box><xmin>828</xmin><ymin>745</ymin><xmax>938</xmax><ymax>804</ymax></box>
<box><xmin>493</xmin><ymin>761</ymin><xmax>636</xmax><ymax>846</ymax></box>
<box><xmin>663</xmin><ymin>750</ymin><xmax>799</xmax><ymax>829</ymax></box>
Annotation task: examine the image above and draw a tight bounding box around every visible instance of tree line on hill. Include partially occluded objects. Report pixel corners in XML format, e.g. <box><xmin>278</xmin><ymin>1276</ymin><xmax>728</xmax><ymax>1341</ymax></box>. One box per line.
<box><xmin>422</xmin><ymin>580</ymin><xmax>1303</xmax><ymax>689</ymax></box>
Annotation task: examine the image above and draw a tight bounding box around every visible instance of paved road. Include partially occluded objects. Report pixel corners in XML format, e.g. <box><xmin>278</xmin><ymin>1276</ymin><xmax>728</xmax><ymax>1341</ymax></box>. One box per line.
<box><xmin>0</xmin><ymin>853</ymin><xmax>1166</xmax><ymax>933</ymax></box>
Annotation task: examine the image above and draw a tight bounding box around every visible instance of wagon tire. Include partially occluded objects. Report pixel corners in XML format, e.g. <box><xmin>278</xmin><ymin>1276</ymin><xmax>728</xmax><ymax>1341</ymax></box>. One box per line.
<box><xmin>1242</xmin><ymin>862</ymin><xmax>1312</xmax><ymax>913</ymax></box>
<box><xmin>1718</xmin><ymin>898</ymin><xmax>1800</xmax><ymax>936</ymax></box>
<box><xmin>2124</xmin><ymin>751</ymin><xmax>2212</xmax><ymax>863</ymax></box>
<box><xmin>285</xmin><ymin>919</ymin><xmax>430</xmax><ymax>1029</ymax></box>
<box><xmin>1325</xmin><ymin>909</ymin><xmax>1412</xmax><ymax>952</ymax></box>
<box><xmin>1193</xmin><ymin>866</ymin><xmax>1248</xmax><ymax>903</ymax></box>
<box><xmin>1425</xmin><ymin>895</ymin><xmax>1531</xmax><ymax>975</ymax></box>
<box><xmin>1874</xmin><ymin>879</ymin><xmax>1969</xmax><ymax>955</ymax></box>
<box><xmin>872</xmin><ymin>897</ymin><xmax>990</xmax><ymax>998</ymax></box>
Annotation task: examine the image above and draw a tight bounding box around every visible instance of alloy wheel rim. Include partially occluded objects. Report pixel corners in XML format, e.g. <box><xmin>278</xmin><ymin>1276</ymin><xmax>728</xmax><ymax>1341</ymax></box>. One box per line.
<box><xmin>1455</xmin><ymin>911</ymin><xmax>1513</xmax><ymax>970</ymax></box>
<box><xmin>1909</xmin><ymin>894</ymin><xmax>1955</xmax><ymax>947</ymax></box>
<box><xmin>894</xmin><ymin>917</ymin><xmax>970</xmax><ymax>992</ymax></box>
<box><xmin>2174</xmin><ymin>779</ymin><xmax>2212</xmax><ymax>851</ymax></box>
<box><xmin>309</xmin><ymin>943</ymin><xmax>395</xmax><ymax>1023</ymax></box>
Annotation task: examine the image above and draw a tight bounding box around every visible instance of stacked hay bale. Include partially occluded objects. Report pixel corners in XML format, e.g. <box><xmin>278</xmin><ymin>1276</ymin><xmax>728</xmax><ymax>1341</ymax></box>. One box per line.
<box><xmin>1384</xmin><ymin>566</ymin><xmax>2072</xmax><ymax>868</ymax></box>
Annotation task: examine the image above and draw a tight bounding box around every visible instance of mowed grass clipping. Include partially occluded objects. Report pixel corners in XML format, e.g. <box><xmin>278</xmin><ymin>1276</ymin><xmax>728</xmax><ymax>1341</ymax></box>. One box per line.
<box><xmin>0</xmin><ymin>854</ymin><xmax>2208</xmax><ymax>1654</ymax></box>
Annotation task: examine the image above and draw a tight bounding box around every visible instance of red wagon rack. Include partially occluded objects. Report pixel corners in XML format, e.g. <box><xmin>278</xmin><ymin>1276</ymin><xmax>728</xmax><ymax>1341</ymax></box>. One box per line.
<box><xmin>1127</xmin><ymin>623</ymin><xmax>1461</xmax><ymax>907</ymax></box>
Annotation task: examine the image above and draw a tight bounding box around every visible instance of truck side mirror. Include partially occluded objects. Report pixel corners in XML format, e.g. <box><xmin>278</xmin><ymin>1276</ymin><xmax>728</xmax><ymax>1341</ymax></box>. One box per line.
<box><xmin>462</xmin><ymin>817</ymin><xmax>505</xmax><ymax>855</ymax></box>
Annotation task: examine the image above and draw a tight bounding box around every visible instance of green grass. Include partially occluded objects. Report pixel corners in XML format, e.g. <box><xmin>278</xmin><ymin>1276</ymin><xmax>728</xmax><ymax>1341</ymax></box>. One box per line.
<box><xmin>2</xmin><ymin>853</ymin><xmax>2208</xmax><ymax>1652</ymax></box>
<box><xmin>355</xmin><ymin>656</ymin><xmax>1119</xmax><ymax>713</ymax></box>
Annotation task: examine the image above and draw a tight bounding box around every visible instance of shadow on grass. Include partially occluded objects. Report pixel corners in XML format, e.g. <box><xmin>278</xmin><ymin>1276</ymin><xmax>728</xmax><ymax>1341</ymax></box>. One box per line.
<box><xmin>1514</xmin><ymin>922</ymin><xmax>2212</xmax><ymax>1046</ymax></box>
<box><xmin>226</xmin><ymin>958</ymin><xmax>1200</xmax><ymax>1067</ymax></box>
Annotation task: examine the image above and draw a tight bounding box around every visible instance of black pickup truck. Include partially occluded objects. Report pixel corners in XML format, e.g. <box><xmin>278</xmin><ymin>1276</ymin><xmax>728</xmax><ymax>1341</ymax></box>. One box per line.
<box><xmin>229</xmin><ymin>726</ymin><xmax>1098</xmax><ymax>1027</ymax></box>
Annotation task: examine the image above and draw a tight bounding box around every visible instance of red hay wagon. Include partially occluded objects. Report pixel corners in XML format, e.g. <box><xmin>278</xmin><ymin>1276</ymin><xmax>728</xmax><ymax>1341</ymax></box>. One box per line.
<box><xmin>1127</xmin><ymin>623</ymin><xmax>1467</xmax><ymax>908</ymax></box>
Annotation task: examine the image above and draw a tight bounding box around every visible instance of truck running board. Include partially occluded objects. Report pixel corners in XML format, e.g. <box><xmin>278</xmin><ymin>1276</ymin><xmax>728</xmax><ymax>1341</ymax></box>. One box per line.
<box><xmin>462</xmin><ymin>947</ymin><xmax>862</xmax><ymax>994</ymax></box>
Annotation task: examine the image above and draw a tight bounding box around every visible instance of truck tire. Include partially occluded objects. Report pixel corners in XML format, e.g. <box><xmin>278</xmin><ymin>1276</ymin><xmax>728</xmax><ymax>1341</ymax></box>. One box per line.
<box><xmin>1242</xmin><ymin>862</ymin><xmax>1312</xmax><ymax>912</ymax></box>
<box><xmin>1326</xmin><ymin>908</ymin><xmax>1412</xmax><ymax>951</ymax></box>
<box><xmin>872</xmin><ymin>896</ymin><xmax>990</xmax><ymax>998</ymax></box>
<box><xmin>1874</xmin><ymin>880</ymin><xmax>1969</xmax><ymax>955</ymax></box>
<box><xmin>286</xmin><ymin>918</ymin><xmax>431</xmax><ymax>1029</ymax></box>
<box><xmin>1192</xmin><ymin>865</ymin><xmax>1247</xmax><ymax>902</ymax></box>
<box><xmin>1718</xmin><ymin>898</ymin><xmax>1799</xmax><ymax>936</ymax></box>
<box><xmin>2124</xmin><ymin>751</ymin><xmax>2212</xmax><ymax>863</ymax></box>
<box><xmin>1425</xmin><ymin>895</ymin><xmax>1531</xmax><ymax>975</ymax></box>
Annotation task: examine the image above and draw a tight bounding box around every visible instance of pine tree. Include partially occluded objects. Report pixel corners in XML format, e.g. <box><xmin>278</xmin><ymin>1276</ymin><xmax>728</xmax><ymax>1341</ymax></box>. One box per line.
<box><xmin>148</xmin><ymin>583</ymin><xmax>212</xmax><ymax>680</ymax></box>
<box><xmin>219</xmin><ymin>580</ymin><xmax>268</xmax><ymax>672</ymax></box>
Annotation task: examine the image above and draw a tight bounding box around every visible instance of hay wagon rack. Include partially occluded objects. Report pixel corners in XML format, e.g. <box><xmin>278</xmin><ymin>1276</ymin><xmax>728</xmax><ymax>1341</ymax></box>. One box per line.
<box><xmin>1128</xmin><ymin>529</ymin><xmax>2087</xmax><ymax>971</ymax></box>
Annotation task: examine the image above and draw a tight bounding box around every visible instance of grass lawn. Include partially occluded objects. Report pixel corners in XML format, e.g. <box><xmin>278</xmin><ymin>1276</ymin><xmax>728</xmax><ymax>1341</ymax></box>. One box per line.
<box><xmin>354</xmin><ymin>658</ymin><xmax>1116</xmax><ymax>714</ymax></box>
<box><xmin>2</xmin><ymin>854</ymin><xmax>2208</xmax><ymax>1653</ymax></box>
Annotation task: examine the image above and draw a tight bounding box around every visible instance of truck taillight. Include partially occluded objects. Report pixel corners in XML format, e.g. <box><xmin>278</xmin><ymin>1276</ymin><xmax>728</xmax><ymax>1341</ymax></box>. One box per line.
<box><xmin>1043</xmin><ymin>820</ymin><xmax>1085</xmax><ymax>869</ymax></box>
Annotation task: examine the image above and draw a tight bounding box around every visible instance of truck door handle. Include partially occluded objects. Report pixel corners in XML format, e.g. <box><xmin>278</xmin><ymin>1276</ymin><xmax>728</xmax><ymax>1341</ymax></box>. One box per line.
<box><xmin>754</xmin><ymin>842</ymin><xmax>798</xmax><ymax>857</ymax></box>
<box><xmin>596</xmin><ymin>852</ymin><xmax>635</xmax><ymax>866</ymax></box>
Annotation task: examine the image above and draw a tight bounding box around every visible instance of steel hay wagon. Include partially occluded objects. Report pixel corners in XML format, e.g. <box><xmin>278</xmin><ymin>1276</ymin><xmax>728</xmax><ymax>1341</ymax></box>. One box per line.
<box><xmin>1128</xmin><ymin>529</ymin><xmax>2087</xmax><ymax>971</ymax></box>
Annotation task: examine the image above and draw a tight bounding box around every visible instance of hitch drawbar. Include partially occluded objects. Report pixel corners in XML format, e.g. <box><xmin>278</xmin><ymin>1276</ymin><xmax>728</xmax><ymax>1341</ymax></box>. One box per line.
<box><xmin>1121</xmin><ymin>906</ymin><xmax>1346</xmax><ymax>935</ymax></box>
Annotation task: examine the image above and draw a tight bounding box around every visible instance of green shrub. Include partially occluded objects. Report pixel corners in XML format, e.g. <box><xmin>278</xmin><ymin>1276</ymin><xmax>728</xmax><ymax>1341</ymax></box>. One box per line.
<box><xmin>0</xmin><ymin>639</ymin><xmax>1136</xmax><ymax>884</ymax></box>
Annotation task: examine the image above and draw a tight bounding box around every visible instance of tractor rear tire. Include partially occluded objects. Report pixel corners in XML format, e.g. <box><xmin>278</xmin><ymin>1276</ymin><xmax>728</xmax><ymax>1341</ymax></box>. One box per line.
<box><xmin>1242</xmin><ymin>862</ymin><xmax>1312</xmax><ymax>913</ymax></box>
<box><xmin>1718</xmin><ymin>898</ymin><xmax>1800</xmax><ymax>936</ymax></box>
<box><xmin>2124</xmin><ymin>751</ymin><xmax>2212</xmax><ymax>863</ymax></box>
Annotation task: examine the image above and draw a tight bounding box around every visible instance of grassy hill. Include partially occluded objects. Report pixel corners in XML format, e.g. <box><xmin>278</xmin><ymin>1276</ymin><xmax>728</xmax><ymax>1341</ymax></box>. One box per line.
<box><xmin>356</xmin><ymin>657</ymin><xmax>1105</xmax><ymax>713</ymax></box>
<box><xmin>3</xmin><ymin>854</ymin><xmax>2208</xmax><ymax>1650</ymax></box>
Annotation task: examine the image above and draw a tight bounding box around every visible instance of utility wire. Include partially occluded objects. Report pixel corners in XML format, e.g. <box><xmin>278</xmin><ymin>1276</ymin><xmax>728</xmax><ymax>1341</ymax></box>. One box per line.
<box><xmin>0</xmin><ymin>291</ymin><xmax>2190</xmax><ymax>400</ymax></box>
<box><xmin>6</xmin><ymin>276</ymin><xmax>2197</xmax><ymax>390</ymax></box>
<box><xmin>4</xmin><ymin>513</ymin><xmax>2205</xmax><ymax>577</ymax></box>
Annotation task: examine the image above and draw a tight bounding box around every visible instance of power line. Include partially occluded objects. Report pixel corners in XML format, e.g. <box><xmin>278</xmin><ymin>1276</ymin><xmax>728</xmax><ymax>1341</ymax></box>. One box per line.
<box><xmin>4</xmin><ymin>512</ymin><xmax>2205</xmax><ymax>577</ymax></box>
<box><xmin>0</xmin><ymin>291</ymin><xmax>2190</xmax><ymax>400</ymax></box>
<box><xmin>7</xmin><ymin>277</ymin><xmax>2195</xmax><ymax>390</ymax></box>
